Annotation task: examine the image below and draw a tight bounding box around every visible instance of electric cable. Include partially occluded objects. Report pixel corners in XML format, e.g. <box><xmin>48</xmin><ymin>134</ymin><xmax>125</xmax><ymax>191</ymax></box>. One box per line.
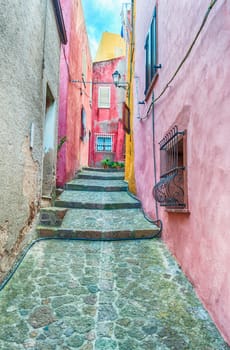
<box><xmin>140</xmin><ymin>0</ymin><xmax>218</xmax><ymax>120</ymax></box>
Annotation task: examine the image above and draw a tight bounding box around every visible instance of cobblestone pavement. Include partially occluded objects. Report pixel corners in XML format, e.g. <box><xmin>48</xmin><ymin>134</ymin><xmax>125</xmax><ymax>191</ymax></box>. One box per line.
<box><xmin>38</xmin><ymin>168</ymin><xmax>160</xmax><ymax>239</ymax></box>
<box><xmin>55</xmin><ymin>191</ymin><xmax>140</xmax><ymax>209</ymax></box>
<box><xmin>65</xmin><ymin>179</ymin><xmax>128</xmax><ymax>192</ymax></box>
<box><xmin>0</xmin><ymin>239</ymin><xmax>229</xmax><ymax>350</ymax></box>
<box><xmin>77</xmin><ymin>171</ymin><xmax>124</xmax><ymax>180</ymax></box>
<box><xmin>60</xmin><ymin>209</ymin><xmax>157</xmax><ymax>235</ymax></box>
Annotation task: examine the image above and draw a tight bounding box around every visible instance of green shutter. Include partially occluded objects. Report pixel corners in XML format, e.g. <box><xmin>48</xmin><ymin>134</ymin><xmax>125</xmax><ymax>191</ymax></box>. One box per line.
<box><xmin>145</xmin><ymin>6</ymin><xmax>158</xmax><ymax>93</ymax></box>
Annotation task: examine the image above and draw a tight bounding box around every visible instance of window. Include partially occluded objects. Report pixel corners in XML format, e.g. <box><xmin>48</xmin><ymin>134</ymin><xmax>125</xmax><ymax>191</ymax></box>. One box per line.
<box><xmin>98</xmin><ymin>87</ymin><xmax>110</xmax><ymax>108</ymax></box>
<box><xmin>145</xmin><ymin>6</ymin><xmax>157</xmax><ymax>93</ymax></box>
<box><xmin>42</xmin><ymin>86</ymin><xmax>56</xmax><ymax>196</ymax></box>
<box><xmin>122</xmin><ymin>102</ymin><xmax>130</xmax><ymax>134</ymax></box>
<box><xmin>96</xmin><ymin>135</ymin><xmax>113</xmax><ymax>152</ymax></box>
<box><xmin>80</xmin><ymin>107</ymin><xmax>86</xmax><ymax>141</ymax></box>
<box><xmin>153</xmin><ymin>126</ymin><xmax>188</xmax><ymax>209</ymax></box>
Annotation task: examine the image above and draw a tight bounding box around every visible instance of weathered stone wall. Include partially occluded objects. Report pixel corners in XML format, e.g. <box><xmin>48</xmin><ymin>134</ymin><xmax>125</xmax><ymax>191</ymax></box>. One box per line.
<box><xmin>0</xmin><ymin>0</ymin><xmax>61</xmax><ymax>281</ymax></box>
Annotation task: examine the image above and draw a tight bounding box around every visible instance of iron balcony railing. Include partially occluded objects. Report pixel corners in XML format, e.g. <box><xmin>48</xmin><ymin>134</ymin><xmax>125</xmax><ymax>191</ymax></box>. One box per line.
<box><xmin>153</xmin><ymin>126</ymin><xmax>186</xmax><ymax>208</ymax></box>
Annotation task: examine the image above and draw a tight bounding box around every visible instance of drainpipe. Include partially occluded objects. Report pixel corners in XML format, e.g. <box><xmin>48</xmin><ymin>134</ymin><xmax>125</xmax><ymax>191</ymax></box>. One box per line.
<box><xmin>152</xmin><ymin>93</ymin><xmax>158</xmax><ymax>218</ymax></box>
<box><xmin>152</xmin><ymin>93</ymin><xmax>163</xmax><ymax>234</ymax></box>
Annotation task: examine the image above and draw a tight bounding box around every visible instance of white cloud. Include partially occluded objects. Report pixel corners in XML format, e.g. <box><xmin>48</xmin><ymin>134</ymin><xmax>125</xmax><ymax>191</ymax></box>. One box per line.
<box><xmin>82</xmin><ymin>0</ymin><xmax>128</xmax><ymax>59</ymax></box>
<box><xmin>88</xmin><ymin>29</ymin><xmax>100</xmax><ymax>59</ymax></box>
<box><xmin>96</xmin><ymin>0</ymin><xmax>125</xmax><ymax>11</ymax></box>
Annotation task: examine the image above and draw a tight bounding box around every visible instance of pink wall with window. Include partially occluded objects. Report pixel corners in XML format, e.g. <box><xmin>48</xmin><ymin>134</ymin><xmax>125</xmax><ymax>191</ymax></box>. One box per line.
<box><xmin>57</xmin><ymin>0</ymin><xmax>92</xmax><ymax>187</ymax></box>
<box><xmin>134</xmin><ymin>0</ymin><xmax>230</xmax><ymax>343</ymax></box>
<box><xmin>90</xmin><ymin>57</ymin><xmax>126</xmax><ymax>167</ymax></box>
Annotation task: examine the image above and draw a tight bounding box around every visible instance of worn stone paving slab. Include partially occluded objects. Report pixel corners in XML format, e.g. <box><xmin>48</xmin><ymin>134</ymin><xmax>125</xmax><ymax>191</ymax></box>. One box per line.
<box><xmin>0</xmin><ymin>239</ymin><xmax>228</xmax><ymax>350</ymax></box>
<box><xmin>55</xmin><ymin>191</ymin><xmax>141</xmax><ymax>209</ymax></box>
<box><xmin>65</xmin><ymin>179</ymin><xmax>128</xmax><ymax>192</ymax></box>
<box><xmin>38</xmin><ymin>209</ymin><xmax>160</xmax><ymax>240</ymax></box>
<box><xmin>77</xmin><ymin>171</ymin><xmax>124</xmax><ymax>180</ymax></box>
<box><xmin>82</xmin><ymin>167</ymin><xmax>124</xmax><ymax>173</ymax></box>
<box><xmin>60</xmin><ymin>209</ymin><xmax>155</xmax><ymax>231</ymax></box>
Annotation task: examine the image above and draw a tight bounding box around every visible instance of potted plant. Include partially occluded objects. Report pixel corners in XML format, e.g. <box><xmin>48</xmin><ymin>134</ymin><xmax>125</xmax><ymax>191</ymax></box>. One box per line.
<box><xmin>111</xmin><ymin>161</ymin><xmax>118</xmax><ymax>169</ymax></box>
<box><xmin>101</xmin><ymin>158</ymin><xmax>110</xmax><ymax>168</ymax></box>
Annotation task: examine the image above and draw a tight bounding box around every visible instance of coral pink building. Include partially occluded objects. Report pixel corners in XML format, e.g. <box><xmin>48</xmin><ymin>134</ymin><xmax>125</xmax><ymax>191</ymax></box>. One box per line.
<box><xmin>57</xmin><ymin>0</ymin><xmax>92</xmax><ymax>187</ymax></box>
<box><xmin>133</xmin><ymin>0</ymin><xmax>230</xmax><ymax>344</ymax></box>
<box><xmin>90</xmin><ymin>56</ymin><xmax>126</xmax><ymax>167</ymax></box>
<box><xmin>89</xmin><ymin>32</ymin><xmax>126</xmax><ymax>167</ymax></box>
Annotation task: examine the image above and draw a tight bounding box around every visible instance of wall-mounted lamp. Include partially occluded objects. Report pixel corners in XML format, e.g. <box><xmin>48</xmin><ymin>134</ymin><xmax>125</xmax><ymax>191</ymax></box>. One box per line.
<box><xmin>154</xmin><ymin>64</ymin><xmax>162</xmax><ymax>70</ymax></box>
<box><xmin>112</xmin><ymin>70</ymin><xmax>129</xmax><ymax>90</ymax></box>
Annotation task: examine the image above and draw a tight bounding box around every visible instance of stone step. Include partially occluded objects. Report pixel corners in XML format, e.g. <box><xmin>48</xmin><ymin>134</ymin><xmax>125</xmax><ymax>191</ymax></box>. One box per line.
<box><xmin>37</xmin><ymin>208</ymin><xmax>160</xmax><ymax>240</ymax></box>
<box><xmin>55</xmin><ymin>190</ymin><xmax>141</xmax><ymax>209</ymax></box>
<box><xmin>39</xmin><ymin>207</ymin><xmax>67</xmax><ymax>227</ymax></box>
<box><xmin>65</xmin><ymin>179</ymin><xmax>128</xmax><ymax>192</ymax></box>
<box><xmin>76</xmin><ymin>170</ymin><xmax>124</xmax><ymax>180</ymax></box>
<box><xmin>82</xmin><ymin>167</ymin><xmax>124</xmax><ymax>173</ymax></box>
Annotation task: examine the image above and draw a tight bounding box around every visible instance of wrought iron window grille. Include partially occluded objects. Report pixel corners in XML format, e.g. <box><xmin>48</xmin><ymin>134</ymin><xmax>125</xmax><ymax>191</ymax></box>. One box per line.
<box><xmin>95</xmin><ymin>134</ymin><xmax>113</xmax><ymax>152</ymax></box>
<box><xmin>153</xmin><ymin>126</ymin><xmax>186</xmax><ymax>208</ymax></box>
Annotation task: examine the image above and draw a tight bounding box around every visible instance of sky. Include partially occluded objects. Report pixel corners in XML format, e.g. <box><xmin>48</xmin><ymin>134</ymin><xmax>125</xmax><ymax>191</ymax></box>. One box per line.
<box><xmin>82</xmin><ymin>0</ymin><xmax>125</xmax><ymax>59</ymax></box>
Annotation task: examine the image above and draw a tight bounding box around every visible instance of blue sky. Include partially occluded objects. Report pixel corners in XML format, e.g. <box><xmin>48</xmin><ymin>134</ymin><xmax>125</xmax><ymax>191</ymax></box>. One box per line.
<box><xmin>82</xmin><ymin>0</ymin><xmax>125</xmax><ymax>59</ymax></box>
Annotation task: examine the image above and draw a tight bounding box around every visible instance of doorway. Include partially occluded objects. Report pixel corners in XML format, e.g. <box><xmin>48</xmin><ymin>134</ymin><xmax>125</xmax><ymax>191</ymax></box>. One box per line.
<box><xmin>42</xmin><ymin>86</ymin><xmax>56</xmax><ymax>197</ymax></box>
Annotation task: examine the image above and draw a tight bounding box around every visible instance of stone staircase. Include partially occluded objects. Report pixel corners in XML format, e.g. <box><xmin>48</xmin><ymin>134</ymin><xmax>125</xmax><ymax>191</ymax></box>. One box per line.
<box><xmin>37</xmin><ymin>168</ymin><xmax>160</xmax><ymax>240</ymax></box>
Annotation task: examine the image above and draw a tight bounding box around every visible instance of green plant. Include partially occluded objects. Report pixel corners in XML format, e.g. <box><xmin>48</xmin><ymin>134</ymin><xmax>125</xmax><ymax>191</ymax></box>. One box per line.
<box><xmin>101</xmin><ymin>159</ymin><xmax>125</xmax><ymax>169</ymax></box>
<box><xmin>57</xmin><ymin>136</ymin><xmax>67</xmax><ymax>152</ymax></box>
<box><xmin>111</xmin><ymin>162</ymin><xmax>118</xmax><ymax>168</ymax></box>
<box><xmin>107</xmin><ymin>160</ymin><xmax>114</xmax><ymax>168</ymax></box>
<box><xmin>101</xmin><ymin>158</ymin><xmax>110</xmax><ymax>167</ymax></box>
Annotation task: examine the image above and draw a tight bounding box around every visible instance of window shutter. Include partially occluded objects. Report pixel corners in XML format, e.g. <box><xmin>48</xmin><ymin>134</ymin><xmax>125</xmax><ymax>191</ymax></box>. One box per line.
<box><xmin>145</xmin><ymin>6</ymin><xmax>158</xmax><ymax>93</ymax></box>
<box><xmin>98</xmin><ymin>87</ymin><xmax>111</xmax><ymax>108</ymax></box>
<box><xmin>80</xmin><ymin>108</ymin><xmax>86</xmax><ymax>141</ymax></box>
<box><xmin>151</xmin><ymin>7</ymin><xmax>157</xmax><ymax>77</ymax></box>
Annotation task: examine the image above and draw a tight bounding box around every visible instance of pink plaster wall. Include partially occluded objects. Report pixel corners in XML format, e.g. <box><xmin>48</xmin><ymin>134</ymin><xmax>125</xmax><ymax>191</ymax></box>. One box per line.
<box><xmin>90</xmin><ymin>57</ymin><xmax>125</xmax><ymax>167</ymax></box>
<box><xmin>134</xmin><ymin>0</ymin><xmax>230</xmax><ymax>343</ymax></box>
<box><xmin>57</xmin><ymin>0</ymin><xmax>92</xmax><ymax>187</ymax></box>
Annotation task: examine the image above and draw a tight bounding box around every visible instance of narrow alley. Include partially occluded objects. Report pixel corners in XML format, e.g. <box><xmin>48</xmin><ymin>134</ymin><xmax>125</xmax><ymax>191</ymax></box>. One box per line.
<box><xmin>1</xmin><ymin>0</ymin><xmax>230</xmax><ymax>348</ymax></box>
<box><xmin>0</xmin><ymin>169</ymin><xmax>229</xmax><ymax>349</ymax></box>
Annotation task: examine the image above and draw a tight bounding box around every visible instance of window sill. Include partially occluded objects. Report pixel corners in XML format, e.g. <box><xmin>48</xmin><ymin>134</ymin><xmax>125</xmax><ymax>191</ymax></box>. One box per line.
<box><xmin>145</xmin><ymin>73</ymin><xmax>159</xmax><ymax>101</ymax></box>
<box><xmin>95</xmin><ymin>151</ymin><xmax>114</xmax><ymax>153</ymax></box>
<box><xmin>165</xmin><ymin>208</ymin><xmax>190</xmax><ymax>214</ymax></box>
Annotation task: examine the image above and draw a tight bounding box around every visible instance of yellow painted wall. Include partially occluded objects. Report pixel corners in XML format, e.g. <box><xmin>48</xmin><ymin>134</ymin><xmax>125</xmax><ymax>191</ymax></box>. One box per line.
<box><xmin>94</xmin><ymin>32</ymin><xmax>126</xmax><ymax>62</ymax></box>
<box><xmin>125</xmin><ymin>1</ymin><xmax>136</xmax><ymax>194</ymax></box>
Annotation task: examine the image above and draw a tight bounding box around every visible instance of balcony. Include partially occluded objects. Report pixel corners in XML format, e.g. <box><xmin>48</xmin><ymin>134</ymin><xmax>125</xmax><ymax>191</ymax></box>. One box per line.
<box><xmin>153</xmin><ymin>168</ymin><xmax>185</xmax><ymax>208</ymax></box>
